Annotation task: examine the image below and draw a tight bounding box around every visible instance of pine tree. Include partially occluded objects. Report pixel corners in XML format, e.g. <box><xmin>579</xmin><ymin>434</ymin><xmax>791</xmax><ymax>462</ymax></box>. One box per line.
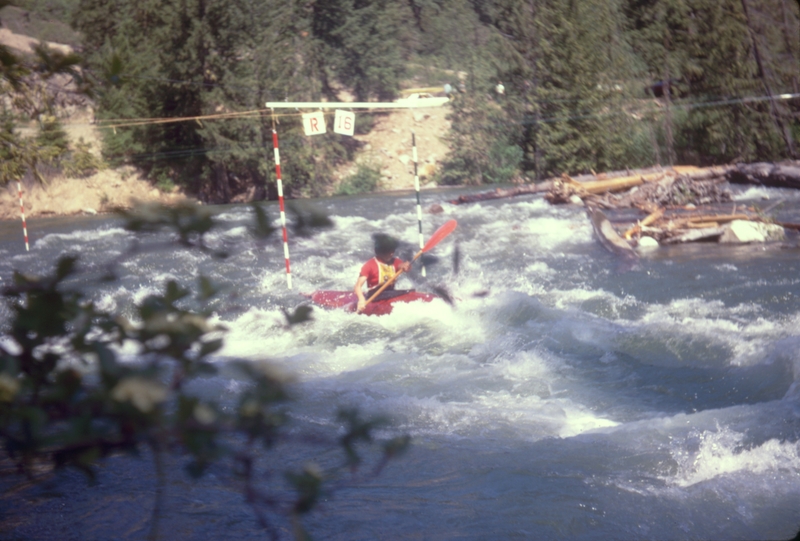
<box><xmin>439</xmin><ymin>92</ymin><xmax>522</xmax><ymax>185</ymax></box>
<box><xmin>488</xmin><ymin>0</ymin><xmax>643</xmax><ymax>179</ymax></box>
<box><xmin>311</xmin><ymin>0</ymin><xmax>406</xmax><ymax>101</ymax></box>
<box><xmin>624</xmin><ymin>0</ymin><xmax>699</xmax><ymax>165</ymax></box>
<box><xmin>625</xmin><ymin>0</ymin><xmax>799</xmax><ymax>165</ymax></box>
<box><xmin>72</xmin><ymin>0</ymin><xmax>359</xmax><ymax>201</ymax></box>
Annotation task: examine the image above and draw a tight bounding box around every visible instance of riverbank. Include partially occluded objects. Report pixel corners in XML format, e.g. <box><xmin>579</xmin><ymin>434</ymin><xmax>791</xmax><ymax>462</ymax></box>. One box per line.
<box><xmin>0</xmin><ymin>167</ymin><xmax>194</xmax><ymax>221</ymax></box>
<box><xmin>0</xmin><ymin>17</ymin><xmax>449</xmax><ymax>221</ymax></box>
<box><xmin>0</xmin><ymin>105</ymin><xmax>448</xmax><ymax>221</ymax></box>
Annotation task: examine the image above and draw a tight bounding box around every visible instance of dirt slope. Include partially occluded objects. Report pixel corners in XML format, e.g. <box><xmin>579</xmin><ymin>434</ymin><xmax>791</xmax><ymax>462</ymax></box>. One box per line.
<box><xmin>0</xmin><ymin>23</ymin><xmax>452</xmax><ymax>219</ymax></box>
<box><xmin>336</xmin><ymin>106</ymin><xmax>451</xmax><ymax>192</ymax></box>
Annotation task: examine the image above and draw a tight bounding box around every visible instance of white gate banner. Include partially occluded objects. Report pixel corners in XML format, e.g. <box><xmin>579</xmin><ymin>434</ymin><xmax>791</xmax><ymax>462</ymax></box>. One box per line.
<box><xmin>302</xmin><ymin>111</ymin><xmax>326</xmax><ymax>136</ymax></box>
<box><xmin>333</xmin><ymin>109</ymin><xmax>355</xmax><ymax>136</ymax></box>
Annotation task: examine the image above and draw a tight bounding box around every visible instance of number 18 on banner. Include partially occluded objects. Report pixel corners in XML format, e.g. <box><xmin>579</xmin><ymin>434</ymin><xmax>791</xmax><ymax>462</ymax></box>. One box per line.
<box><xmin>334</xmin><ymin>109</ymin><xmax>355</xmax><ymax>136</ymax></box>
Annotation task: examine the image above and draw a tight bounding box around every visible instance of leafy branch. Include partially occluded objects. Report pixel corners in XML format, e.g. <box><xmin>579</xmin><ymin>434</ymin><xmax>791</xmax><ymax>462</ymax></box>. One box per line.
<box><xmin>0</xmin><ymin>202</ymin><xmax>410</xmax><ymax>540</ymax></box>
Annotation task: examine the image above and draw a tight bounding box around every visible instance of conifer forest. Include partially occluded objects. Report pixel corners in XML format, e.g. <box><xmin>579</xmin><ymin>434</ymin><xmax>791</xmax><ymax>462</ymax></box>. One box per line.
<box><xmin>2</xmin><ymin>0</ymin><xmax>799</xmax><ymax>203</ymax></box>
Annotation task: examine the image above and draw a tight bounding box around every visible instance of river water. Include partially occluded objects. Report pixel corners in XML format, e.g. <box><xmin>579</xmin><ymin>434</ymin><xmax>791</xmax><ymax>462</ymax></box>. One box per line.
<box><xmin>1</xmin><ymin>184</ymin><xmax>800</xmax><ymax>540</ymax></box>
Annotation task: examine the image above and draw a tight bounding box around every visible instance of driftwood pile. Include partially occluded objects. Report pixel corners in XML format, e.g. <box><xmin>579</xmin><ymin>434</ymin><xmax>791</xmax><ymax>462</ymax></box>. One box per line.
<box><xmin>449</xmin><ymin>162</ymin><xmax>800</xmax><ymax>207</ymax></box>
<box><xmin>447</xmin><ymin>161</ymin><xmax>800</xmax><ymax>251</ymax></box>
<box><xmin>544</xmin><ymin>166</ymin><xmax>733</xmax><ymax>209</ymax></box>
<box><xmin>543</xmin><ymin>163</ymin><xmax>800</xmax><ymax>247</ymax></box>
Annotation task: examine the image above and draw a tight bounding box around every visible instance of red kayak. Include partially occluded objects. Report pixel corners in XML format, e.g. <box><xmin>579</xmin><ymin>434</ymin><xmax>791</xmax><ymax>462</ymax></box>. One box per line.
<box><xmin>302</xmin><ymin>289</ymin><xmax>437</xmax><ymax>316</ymax></box>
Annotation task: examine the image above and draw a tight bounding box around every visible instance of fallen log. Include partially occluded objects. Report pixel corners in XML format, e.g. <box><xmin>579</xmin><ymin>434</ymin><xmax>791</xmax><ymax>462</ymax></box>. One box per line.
<box><xmin>688</xmin><ymin>214</ymin><xmax>747</xmax><ymax>221</ymax></box>
<box><xmin>687</xmin><ymin>221</ymin><xmax>719</xmax><ymax>228</ymax></box>
<box><xmin>572</xmin><ymin>172</ymin><xmax>657</xmax><ymax>194</ymax></box>
<box><xmin>449</xmin><ymin>162</ymin><xmax>798</xmax><ymax>207</ymax></box>
<box><xmin>448</xmin><ymin>182</ymin><xmax>552</xmax><ymax>205</ymax></box>
<box><xmin>624</xmin><ymin>207</ymin><xmax>664</xmax><ymax>239</ymax></box>
<box><xmin>547</xmin><ymin>166</ymin><xmax>733</xmax><ymax>206</ymax></box>
<box><xmin>679</xmin><ymin>213</ymin><xmax>752</xmax><ymax>226</ymax></box>
<box><xmin>726</xmin><ymin>162</ymin><xmax>800</xmax><ymax>189</ymax></box>
<box><xmin>578</xmin><ymin>166</ymin><xmax>725</xmax><ymax>195</ymax></box>
<box><xmin>674</xmin><ymin>165</ymin><xmax>734</xmax><ymax>181</ymax></box>
<box><xmin>662</xmin><ymin>226</ymin><xmax>727</xmax><ymax>244</ymax></box>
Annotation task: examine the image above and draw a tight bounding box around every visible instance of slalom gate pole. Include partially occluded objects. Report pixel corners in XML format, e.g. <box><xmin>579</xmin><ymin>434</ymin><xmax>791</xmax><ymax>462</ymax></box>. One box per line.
<box><xmin>271</xmin><ymin>119</ymin><xmax>292</xmax><ymax>289</ymax></box>
<box><xmin>412</xmin><ymin>132</ymin><xmax>426</xmax><ymax>277</ymax></box>
<box><xmin>17</xmin><ymin>181</ymin><xmax>29</xmax><ymax>251</ymax></box>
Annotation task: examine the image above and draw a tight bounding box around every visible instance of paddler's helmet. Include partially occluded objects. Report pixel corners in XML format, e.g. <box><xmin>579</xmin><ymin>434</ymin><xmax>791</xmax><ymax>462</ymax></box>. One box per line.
<box><xmin>373</xmin><ymin>233</ymin><xmax>399</xmax><ymax>257</ymax></box>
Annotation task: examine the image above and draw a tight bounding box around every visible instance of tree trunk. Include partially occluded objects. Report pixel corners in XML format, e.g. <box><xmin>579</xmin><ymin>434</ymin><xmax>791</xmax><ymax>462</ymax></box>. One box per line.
<box><xmin>740</xmin><ymin>0</ymin><xmax>797</xmax><ymax>158</ymax></box>
<box><xmin>214</xmin><ymin>162</ymin><xmax>231</xmax><ymax>202</ymax></box>
<box><xmin>249</xmin><ymin>166</ymin><xmax>267</xmax><ymax>201</ymax></box>
<box><xmin>663</xmin><ymin>69</ymin><xmax>675</xmax><ymax>166</ymax></box>
<box><xmin>780</xmin><ymin>0</ymin><xmax>799</xmax><ymax>93</ymax></box>
<box><xmin>726</xmin><ymin>162</ymin><xmax>800</xmax><ymax>189</ymax></box>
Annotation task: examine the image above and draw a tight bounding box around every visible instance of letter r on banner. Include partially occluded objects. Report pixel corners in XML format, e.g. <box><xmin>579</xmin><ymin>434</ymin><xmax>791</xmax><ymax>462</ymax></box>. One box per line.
<box><xmin>302</xmin><ymin>112</ymin><xmax>326</xmax><ymax>136</ymax></box>
<box><xmin>333</xmin><ymin>110</ymin><xmax>355</xmax><ymax>136</ymax></box>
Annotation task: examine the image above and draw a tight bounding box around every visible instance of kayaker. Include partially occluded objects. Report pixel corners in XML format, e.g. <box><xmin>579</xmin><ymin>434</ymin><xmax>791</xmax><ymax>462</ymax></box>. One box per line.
<box><xmin>354</xmin><ymin>234</ymin><xmax>411</xmax><ymax>313</ymax></box>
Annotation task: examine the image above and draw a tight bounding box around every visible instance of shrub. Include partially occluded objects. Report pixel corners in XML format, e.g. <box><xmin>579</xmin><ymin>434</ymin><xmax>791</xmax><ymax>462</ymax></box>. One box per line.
<box><xmin>438</xmin><ymin>93</ymin><xmax>521</xmax><ymax>185</ymax></box>
<box><xmin>35</xmin><ymin>115</ymin><xmax>70</xmax><ymax>161</ymax></box>
<box><xmin>0</xmin><ymin>202</ymin><xmax>409</xmax><ymax>540</ymax></box>
<box><xmin>62</xmin><ymin>137</ymin><xmax>105</xmax><ymax>178</ymax></box>
<box><xmin>336</xmin><ymin>163</ymin><xmax>381</xmax><ymax>195</ymax></box>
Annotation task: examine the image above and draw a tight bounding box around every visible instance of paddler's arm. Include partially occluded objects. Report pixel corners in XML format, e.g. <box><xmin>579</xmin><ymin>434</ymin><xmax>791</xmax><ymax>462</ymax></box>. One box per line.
<box><xmin>354</xmin><ymin>275</ymin><xmax>368</xmax><ymax>312</ymax></box>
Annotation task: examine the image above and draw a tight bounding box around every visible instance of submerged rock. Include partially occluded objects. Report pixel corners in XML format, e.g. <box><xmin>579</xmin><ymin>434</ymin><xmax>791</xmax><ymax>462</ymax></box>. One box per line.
<box><xmin>719</xmin><ymin>220</ymin><xmax>786</xmax><ymax>244</ymax></box>
<box><xmin>637</xmin><ymin>236</ymin><xmax>659</xmax><ymax>249</ymax></box>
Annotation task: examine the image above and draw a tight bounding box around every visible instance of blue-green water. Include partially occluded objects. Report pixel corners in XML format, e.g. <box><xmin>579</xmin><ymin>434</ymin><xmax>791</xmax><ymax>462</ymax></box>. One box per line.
<box><xmin>1</xmin><ymin>184</ymin><xmax>799</xmax><ymax>540</ymax></box>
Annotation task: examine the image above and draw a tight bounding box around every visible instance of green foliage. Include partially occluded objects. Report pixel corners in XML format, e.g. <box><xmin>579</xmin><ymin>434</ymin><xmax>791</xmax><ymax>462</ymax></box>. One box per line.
<box><xmin>69</xmin><ymin>0</ymin><xmax>408</xmax><ymax>200</ymax></box>
<box><xmin>411</xmin><ymin>0</ymin><xmax>486</xmax><ymax>74</ymax></box>
<box><xmin>35</xmin><ymin>114</ymin><xmax>69</xmax><ymax>159</ymax></box>
<box><xmin>624</xmin><ymin>0</ymin><xmax>799</xmax><ymax>165</ymax></box>
<box><xmin>0</xmin><ymin>41</ymin><xmax>29</xmax><ymax>91</ymax></box>
<box><xmin>312</xmin><ymin>0</ymin><xmax>406</xmax><ymax>101</ymax></box>
<box><xmin>336</xmin><ymin>163</ymin><xmax>381</xmax><ymax>195</ymax></box>
<box><xmin>154</xmin><ymin>170</ymin><xmax>175</xmax><ymax>192</ymax></box>
<box><xmin>9</xmin><ymin>0</ymin><xmax>799</xmax><ymax>195</ymax></box>
<box><xmin>0</xmin><ymin>202</ymin><xmax>409</xmax><ymax>538</ymax></box>
<box><xmin>0</xmin><ymin>111</ymin><xmax>52</xmax><ymax>185</ymax></box>
<box><xmin>484</xmin><ymin>139</ymin><xmax>524</xmax><ymax>184</ymax></box>
<box><xmin>438</xmin><ymin>93</ymin><xmax>521</xmax><ymax>185</ymax></box>
<box><xmin>1</xmin><ymin>113</ymin><xmax>102</xmax><ymax>184</ymax></box>
<box><xmin>0</xmin><ymin>113</ymin><xmax>29</xmax><ymax>184</ymax></box>
<box><xmin>0</xmin><ymin>12</ymin><xmax>92</xmax><ymax>184</ymax></box>
<box><xmin>62</xmin><ymin>137</ymin><xmax>105</xmax><ymax>177</ymax></box>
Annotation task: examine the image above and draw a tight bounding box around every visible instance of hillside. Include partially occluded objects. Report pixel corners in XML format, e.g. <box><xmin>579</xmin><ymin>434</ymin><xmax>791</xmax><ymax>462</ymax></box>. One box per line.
<box><xmin>0</xmin><ymin>15</ymin><xmax>452</xmax><ymax>220</ymax></box>
<box><xmin>335</xmin><ymin>104</ymin><xmax>451</xmax><ymax>192</ymax></box>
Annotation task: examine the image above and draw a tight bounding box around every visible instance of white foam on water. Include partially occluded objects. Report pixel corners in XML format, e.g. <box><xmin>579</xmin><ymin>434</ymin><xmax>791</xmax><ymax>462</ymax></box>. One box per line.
<box><xmin>471</xmin><ymin>390</ymin><xmax>620</xmax><ymax>439</ymax></box>
<box><xmin>33</xmin><ymin>226</ymin><xmax>131</xmax><ymax>249</ymax></box>
<box><xmin>667</xmin><ymin>426</ymin><xmax>800</xmax><ymax>488</ymax></box>
<box><xmin>543</xmin><ymin>286</ymin><xmax>623</xmax><ymax>311</ymax></box>
<box><xmin>369</xmin><ymin>296</ymin><xmax>470</xmax><ymax>331</ymax></box>
<box><xmin>617</xmin><ymin>297</ymin><xmax>800</xmax><ymax>368</ymax></box>
<box><xmin>0</xmin><ymin>335</ymin><xmax>21</xmax><ymax>355</ymax></box>
<box><xmin>130</xmin><ymin>283</ymin><xmax>170</xmax><ymax>307</ymax></box>
<box><xmin>260</xmin><ymin>267</ymin><xmax>294</xmax><ymax>292</ymax></box>
<box><xmin>215</xmin><ymin>307</ymin><xmax>292</xmax><ymax>359</ymax></box>
<box><xmin>395</xmin><ymin>348</ymin><xmax>619</xmax><ymax>440</ymax></box>
<box><xmin>732</xmin><ymin>185</ymin><xmax>800</xmax><ymax>202</ymax></box>
<box><xmin>211</xmin><ymin>225</ymin><xmax>249</xmax><ymax>243</ymax></box>
<box><xmin>94</xmin><ymin>287</ymin><xmax>125</xmax><ymax>313</ymax></box>
<box><xmin>211</xmin><ymin>209</ymin><xmax>248</xmax><ymax>222</ymax></box>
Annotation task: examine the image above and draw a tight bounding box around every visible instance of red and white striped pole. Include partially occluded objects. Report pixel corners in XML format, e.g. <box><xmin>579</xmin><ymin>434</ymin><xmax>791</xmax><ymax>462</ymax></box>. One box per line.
<box><xmin>271</xmin><ymin>125</ymin><xmax>291</xmax><ymax>289</ymax></box>
<box><xmin>18</xmin><ymin>181</ymin><xmax>29</xmax><ymax>251</ymax></box>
